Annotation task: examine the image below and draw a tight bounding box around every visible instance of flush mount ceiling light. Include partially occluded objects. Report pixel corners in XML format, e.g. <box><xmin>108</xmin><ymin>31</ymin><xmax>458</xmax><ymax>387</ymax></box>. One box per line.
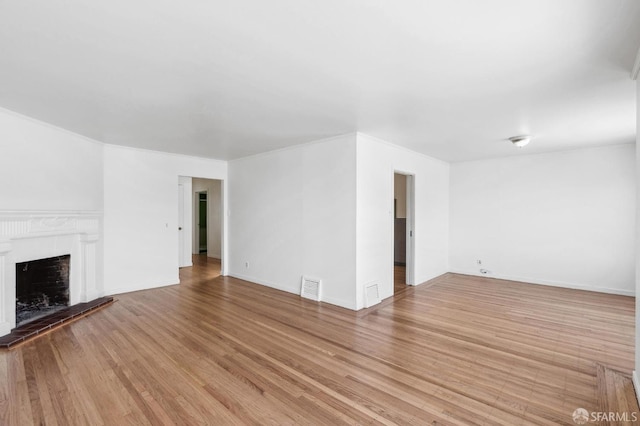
<box><xmin>508</xmin><ymin>135</ymin><xmax>531</xmax><ymax>148</ymax></box>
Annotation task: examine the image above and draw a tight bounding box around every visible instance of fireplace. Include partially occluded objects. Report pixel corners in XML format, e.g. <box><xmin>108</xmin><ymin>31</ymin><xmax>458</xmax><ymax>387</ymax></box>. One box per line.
<box><xmin>0</xmin><ymin>210</ymin><xmax>102</xmax><ymax>337</ymax></box>
<box><xmin>16</xmin><ymin>255</ymin><xmax>71</xmax><ymax>327</ymax></box>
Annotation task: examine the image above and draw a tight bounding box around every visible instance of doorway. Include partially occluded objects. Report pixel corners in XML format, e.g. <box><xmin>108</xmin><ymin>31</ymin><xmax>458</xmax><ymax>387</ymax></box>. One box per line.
<box><xmin>394</xmin><ymin>172</ymin><xmax>415</xmax><ymax>293</ymax></box>
<box><xmin>178</xmin><ymin>176</ymin><xmax>225</xmax><ymax>275</ymax></box>
<box><xmin>197</xmin><ymin>191</ymin><xmax>208</xmax><ymax>254</ymax></box>
<box><xmin>192</xmin><ymin>178</ymin><xmax>223</xmax><ymax>262</ymax></box>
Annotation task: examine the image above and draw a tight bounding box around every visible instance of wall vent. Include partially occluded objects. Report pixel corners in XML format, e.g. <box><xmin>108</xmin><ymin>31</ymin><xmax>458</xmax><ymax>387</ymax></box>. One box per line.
<box><xmin>300</xmin><ymin>276</ymin><xmax>321</xmax><ymax>301</ymax></box>
<box><xmin>365</xmin><ymin>283</ymin><xmax>381</xmax><ymax>308</ymax></box>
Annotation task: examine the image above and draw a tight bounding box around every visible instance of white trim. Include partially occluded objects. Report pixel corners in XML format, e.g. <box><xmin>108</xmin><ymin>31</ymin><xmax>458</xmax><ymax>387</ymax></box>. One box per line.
<box><xmin>0</xmin><ymin>241</ymin><xmax>12</xmax><ymax>255</ymax></box>
<box><xmin>0</xmin><ymin>106</ymin><xmax>226</xmax><ymax>164</ymax></box>
<box><xmin>0</xmin><ymin>106</ymin><xmax>104</xmax><ymax>147</ymax></box>
<box><xmin>229</xmin><ymin>273</ymin><xmax>356</xmax><ymax>310</ymax></box>
<box><xmin>450</xmin><ymin>142</ymin><xmax>635</xmax><ymax>165</ymax></box>
<box><xmin>0</xmin><ymin>106</ymin><xmax>231</xmax><ymax>164</ymax></box>
<box><xmin>107</xmin><ymin>278</ymin><xmax>179</xmax><ymax>296</ymax></box>
<box><xmin>105</xmin><ymin>142</ymin><xmax>228</xmax><ymax>165</ymax></box>
<box><xmin>631</xmin><ymin>47</ymin><xmax>640</xmax><ymax>80</ymax></box>
<box><xmin>405</xmin><ymin>174</ymin><xmax>415</xmax><ymax>285</ymax></box>
<box><xmin>230</xmin><ymin>273</ymin><xmax>298</xmax><ymax>294</ymax></box>
<box><xmin>356</xmin><ymin>132</ymin><xmax>449</xmax><ymax>166</ymax></box>
<box><xmin>413</xmin><ymin>272</ymin><xmax>450</xmax><ymax>287</ymax></box>
<box><xmin>0</xmin><ymin>211</ymin><xmax>101</xmax><ymax>241</ymax></box>
<box><xmin>449</xmin><ymin>269</ymin><xmax>635</xmax><ymax>296</ymax></box>
<box><xmin>321</xmin><ymin>295</ymin><xmax>357</xmax><ymax>310</ymax></box>
<box><xmin>633</xmin><ymin>371</ymin><xmax>640</xmax><ymax>409</ymax></box>
<box><xmin>229</xmin><ymin>133</ymin><xmax>358</xmax><ymax>163</ymax></box>
<box><xmin>0</xmin><ymin>210</ymin><xmax>102</xmax><ymax>217</ymax></box>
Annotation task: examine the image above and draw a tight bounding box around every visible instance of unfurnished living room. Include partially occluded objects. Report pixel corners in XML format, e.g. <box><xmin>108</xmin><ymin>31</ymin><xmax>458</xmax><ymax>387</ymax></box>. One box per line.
<box><xmin>1</xmin><ymin>1</ymin><xmax>640</xmax><ymax>425</ymax></box>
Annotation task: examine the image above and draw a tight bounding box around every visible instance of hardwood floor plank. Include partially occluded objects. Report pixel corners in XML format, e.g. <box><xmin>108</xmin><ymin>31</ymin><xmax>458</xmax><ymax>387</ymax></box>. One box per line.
<box><xmin>0</xmin><ymin>255</ymin><xmax>635</xmax><ymax>425</ymax></box>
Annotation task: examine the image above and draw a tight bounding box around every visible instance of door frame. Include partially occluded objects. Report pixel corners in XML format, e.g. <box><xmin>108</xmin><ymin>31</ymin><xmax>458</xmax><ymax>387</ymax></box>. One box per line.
<box><xmin>187</xmin><ymin>177</ymin><xmax>226</xmax><ymax>274</ymax></box>
<box><xmin>405</xmin><ymin>174</ymin><xmax>415</xmax><ymax>285</ymax></box>
<box><xmin>394</xmin><ymin>171</ymin><xmax>415</xmax><ymax>286</ymax></box>
<box><xmin>177</xmin><ymin>176</ymin><xmax>227</xmax><ymax>276</ymax></box>
<box><xmin>178</xmin><ymin>183</ymin><xmax>186</xmax><ymax>266</ymax></box>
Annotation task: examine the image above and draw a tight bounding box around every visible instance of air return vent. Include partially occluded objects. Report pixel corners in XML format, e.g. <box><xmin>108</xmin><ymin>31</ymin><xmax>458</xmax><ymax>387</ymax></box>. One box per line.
<box><xmin>300</xmin><ymin>276</ymin><xmax>321</xmax><ymax>301</ymax></box>
<box><xmin>365</xmin><ymin>283</ymin><xmax>381</xmax><ymax>308</ymax></box>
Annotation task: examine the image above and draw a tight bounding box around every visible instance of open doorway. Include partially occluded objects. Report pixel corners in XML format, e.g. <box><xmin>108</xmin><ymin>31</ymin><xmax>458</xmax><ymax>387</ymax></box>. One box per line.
<box><xmin>178</xmin><ymin>176</ymin><xmax>224</xmax><ymax>278</ymax></box>
<box><xmin>394</xmin><ymin>172</ymin><xmax>415</xmax><ymax>293</ymax></box>
<box><xmin>192</xmin><ymin>178</ymin><xmax>223</xmax><ymax>263</ymax></box>
<box><xmin>197</xmin><ymin>191</ymin><xmax>208</xmax><ymax>253</ymax></box>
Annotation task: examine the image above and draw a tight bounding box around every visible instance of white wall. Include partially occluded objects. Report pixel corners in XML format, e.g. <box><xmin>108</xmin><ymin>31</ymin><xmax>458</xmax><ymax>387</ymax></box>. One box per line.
<box><xmin>193</xmin><ymin>178</ymin><xmax>223</xmax><ymax>259</ymax></box>
<box><xmin>0</xmin><ymin>108</ymin><xmax>103</xmax><ymax>211</ymax></box>
<box><xmin>0</xmin><ymin>108</ymin><xmax>229</xmax><ymax>298</ymax></box>
<box><xmin>0</xmin><ymin>108</ymin><xmax>105</xmax><ymax>299</ymax></box>
<box><xmin>103</xmin><ymin>145</ymin><xmax>227</xmax><ymax>295</ymax></box>
<box><xmin>228</xmin><ymin>134</ymin><xmax>358</xmax><ymax>309</ymax></box>
<box><xmin>356</xmin><ymin>133</ymin><xmax>450</xmax><ymax>308</ymax></box>
<box><xmin>2</xmin><ymin>104</ymin><xmax>635</xmax><ymax>321</ymax></box>
<box><xmin>450</xmin><ymin>144</ymin><xmax>636</xmax><ymax>295</ymax></box>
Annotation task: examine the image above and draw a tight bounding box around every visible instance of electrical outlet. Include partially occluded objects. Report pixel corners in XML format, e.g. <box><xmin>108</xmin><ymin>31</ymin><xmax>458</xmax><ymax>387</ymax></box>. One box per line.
<box><xmin>245</xmin><ymin>261</ymin><xmax>249</xmax><ymax>268</ymax></box>
<box><xmin>476</xmin><ymin>259</ymin><xmax>482</xmax><ymax>265</ymax></box>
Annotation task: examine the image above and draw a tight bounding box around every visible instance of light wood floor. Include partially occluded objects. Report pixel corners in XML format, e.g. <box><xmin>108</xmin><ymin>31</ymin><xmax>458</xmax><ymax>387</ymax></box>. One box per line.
<box><xmin>0</xmin><ymin>256</ymin><xmax>635</xmax><ymax>425</ymax></box>
<box><xmin>394</xmin><ymin>265</ymin><xmax>406</xmax><ymax>294</ymax></box>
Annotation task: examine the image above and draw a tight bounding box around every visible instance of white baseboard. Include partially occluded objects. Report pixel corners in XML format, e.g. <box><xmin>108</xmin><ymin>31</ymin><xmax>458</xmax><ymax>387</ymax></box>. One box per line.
<box><xmin>448</xmin><ymin>269</ymin><xmax>635</xmax><ymax>296</ymax></box>
<box><xmin>321</xmin><ymin>295</ymin><xmax>357</xmax><ymax>310</ymax></box>
<box><xmin>106</xmin><ymin>277</ymin><xmax>179</xmax><ymax>296</ymax></box>
<box><xmin>414</xmin><ymin>272</ymin><xmax>450</xmax><ymax>287</ymax></box>
<box><xmin>230</xmin><ymin>273</ymin><xmax>298</xmax><ymax>294</ymax></box>
<box><xmin>229</xmin><ymin>273</ymin><xmax>356</xmax><ymax>310</ymax></box>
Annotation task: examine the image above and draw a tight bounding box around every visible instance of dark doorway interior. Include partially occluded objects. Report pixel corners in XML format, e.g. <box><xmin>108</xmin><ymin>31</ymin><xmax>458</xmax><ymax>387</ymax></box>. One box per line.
<box><xmin>199</xmin><ymin>192</ymin><xmax>207</xmax><ymax>253</ymax></box>
<box><xmin>394</xmin><ymin>174</ymin><xmax>407</xmax><ymax>266</ymax></box>
<box><xmin>394</xmin><ymin>173</ymin><xmax>408</xmax><ymax>294</ymax></box>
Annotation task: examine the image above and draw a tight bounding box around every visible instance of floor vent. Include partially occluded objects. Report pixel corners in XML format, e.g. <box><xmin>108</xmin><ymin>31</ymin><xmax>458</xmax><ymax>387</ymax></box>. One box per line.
<box><xmin>300</xmin><ymin>276</ymin><xmax>321</xmax><ymax>301</ymax></box>
<box><xmin>365</xmin><ymin>283</ymin><xmax>381</xmax><ymax>308</ymax></box>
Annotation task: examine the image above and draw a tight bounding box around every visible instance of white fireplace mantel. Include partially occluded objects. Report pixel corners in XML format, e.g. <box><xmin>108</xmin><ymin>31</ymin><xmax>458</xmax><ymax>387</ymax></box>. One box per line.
<box><xmin>0</xmin><ymin>210</ymin><xmax>102</xmax><ymax>336</ymax></box>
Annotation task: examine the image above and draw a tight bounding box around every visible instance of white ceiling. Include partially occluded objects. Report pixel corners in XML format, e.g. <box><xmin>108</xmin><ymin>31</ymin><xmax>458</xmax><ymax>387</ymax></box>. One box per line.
<box><xmin>1</xmin><ymin>0</ymin><xmax>639</xmax><ymax>162</ymax></box>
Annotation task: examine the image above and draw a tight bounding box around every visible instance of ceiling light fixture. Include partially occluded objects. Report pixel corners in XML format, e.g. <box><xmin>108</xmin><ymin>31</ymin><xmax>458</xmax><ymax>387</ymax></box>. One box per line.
<box><xmin>508</xmin><ymin>135</ymin><xmax>531</xmax><ymax>148</ymax></box>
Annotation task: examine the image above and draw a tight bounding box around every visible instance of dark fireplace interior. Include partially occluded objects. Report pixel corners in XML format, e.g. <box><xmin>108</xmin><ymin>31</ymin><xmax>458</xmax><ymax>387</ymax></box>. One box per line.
<box><xmin>16</xmin><ymin>255</ymin><xmax>70</xmax><ymax>327</ymax></box>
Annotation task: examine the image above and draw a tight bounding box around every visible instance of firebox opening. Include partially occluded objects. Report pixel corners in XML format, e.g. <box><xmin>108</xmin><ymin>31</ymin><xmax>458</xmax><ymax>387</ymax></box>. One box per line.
<box><xmin>16</xmin><ymin>254</ymin><xmax>70</xmax><ymax>327</ymax></box>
